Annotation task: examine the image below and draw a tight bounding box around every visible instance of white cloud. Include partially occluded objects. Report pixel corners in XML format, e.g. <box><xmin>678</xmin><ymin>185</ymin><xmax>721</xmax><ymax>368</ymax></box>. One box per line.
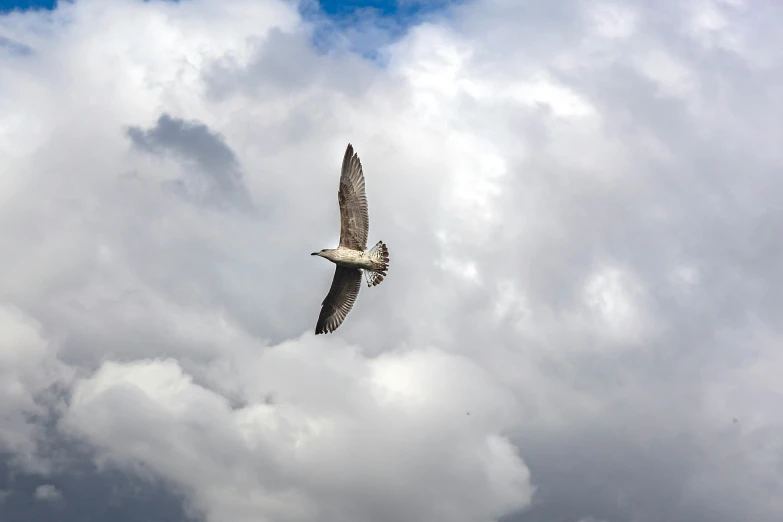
<box><xmin>0</xmin><ymin>305</ymin><xmax>71</xmax><ymax>472</ymax></box>
<box><xmin>33</xmin><ymin>484</ymin><xmax>62</xmax><ymax>501</ymax></box>
<box><xmin>1</xmin><ymin>0</ymin><xmax>782</xmax><ymax>521</ymax></box>
<box><xmin>63</xmin><ymin>344</ymin><xmax>529</xmax><ymax>522</ymax></box>
<box><xmin>589</xmin><ymin>2</ymin><xmax>637</xmax><ymax>39</ymax></box>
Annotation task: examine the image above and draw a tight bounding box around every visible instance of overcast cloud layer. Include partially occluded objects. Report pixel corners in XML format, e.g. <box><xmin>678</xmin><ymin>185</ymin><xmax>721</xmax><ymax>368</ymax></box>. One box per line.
<box><xmin>1</xmin><ymin>0</ymin><xmax>782</xmax><ymax>521</ymax></box>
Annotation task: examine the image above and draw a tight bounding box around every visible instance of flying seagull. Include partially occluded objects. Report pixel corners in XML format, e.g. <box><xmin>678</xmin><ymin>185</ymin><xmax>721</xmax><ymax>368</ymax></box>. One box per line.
<box><xmin>311</xmin><ymin>143</ymin><xmax>390</xmax><ymax>334</ymax></box>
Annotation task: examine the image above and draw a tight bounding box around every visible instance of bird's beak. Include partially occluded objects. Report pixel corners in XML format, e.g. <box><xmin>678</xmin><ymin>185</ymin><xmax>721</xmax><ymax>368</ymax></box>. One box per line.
<box><xmin>311</xmin><ymin>252</ymin><xmax>318</xmax><ymax>256</ymax></box>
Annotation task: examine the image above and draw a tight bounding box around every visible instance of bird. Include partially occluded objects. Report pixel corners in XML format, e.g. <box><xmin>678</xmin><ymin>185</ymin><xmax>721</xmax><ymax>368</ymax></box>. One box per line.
<box><xmin>311</xmin><ymin>143</ymin><xmax>390</xmax><ymax>335</ymax></box>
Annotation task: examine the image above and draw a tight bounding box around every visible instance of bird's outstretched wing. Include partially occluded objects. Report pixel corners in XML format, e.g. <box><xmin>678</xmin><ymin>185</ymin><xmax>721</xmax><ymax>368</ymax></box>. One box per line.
<box><xmin>315</xmin><ymin>266</ymin><xmax>362</xmax><ymax>334</ymax></box>
<box><xmin>338</xmin><ymin>144</ymin><xmax>369</xmax><ymax>250</ymax></box>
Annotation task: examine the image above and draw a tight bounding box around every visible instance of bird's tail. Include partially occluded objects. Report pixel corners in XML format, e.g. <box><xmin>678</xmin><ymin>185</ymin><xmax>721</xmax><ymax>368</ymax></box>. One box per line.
<box><xmin>364</xmin><ymin>240</ymin><xmax>390</xmax><ymax>287</ymax></box>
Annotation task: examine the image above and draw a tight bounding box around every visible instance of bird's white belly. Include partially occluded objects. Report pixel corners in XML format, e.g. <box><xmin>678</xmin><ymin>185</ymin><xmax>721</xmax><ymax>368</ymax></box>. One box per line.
<box><xmin>331</xmin><ymin>248</ymin><xmax>374</xmax><ymax>270</ymax></box>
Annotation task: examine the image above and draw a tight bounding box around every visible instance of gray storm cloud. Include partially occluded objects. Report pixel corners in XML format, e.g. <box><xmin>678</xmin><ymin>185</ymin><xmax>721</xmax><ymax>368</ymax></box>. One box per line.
<box><xmin>127</xmin><ymin>113</ymin><xmax>254</xmax><ymax>210</ymax></box>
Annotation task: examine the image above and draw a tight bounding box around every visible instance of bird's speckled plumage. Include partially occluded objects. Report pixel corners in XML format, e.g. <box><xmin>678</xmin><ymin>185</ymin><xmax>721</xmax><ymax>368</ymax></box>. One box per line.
<box><xmin>312</xmin><ymin>144</ymin><xmax>390</xmax><ymax>335</ymax></box>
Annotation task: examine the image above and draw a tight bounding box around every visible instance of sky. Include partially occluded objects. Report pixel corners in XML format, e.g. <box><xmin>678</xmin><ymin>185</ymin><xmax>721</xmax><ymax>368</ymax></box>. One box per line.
<box><xmin>0</xmin><ymin>0</ymin><xmax>54</xmax><ymax>12</ymax></box>
<box><xmin>0</xmin><ymin>0</ymin><xmax>781</xmax><ymax>522</ymax></box>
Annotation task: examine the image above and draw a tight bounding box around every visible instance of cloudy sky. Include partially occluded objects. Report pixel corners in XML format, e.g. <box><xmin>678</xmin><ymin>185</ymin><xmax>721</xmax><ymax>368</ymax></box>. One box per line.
<box><xmin>1</xmin><ymin>0</ymin><xmax>781</xmax><ymax>521</ymax></box>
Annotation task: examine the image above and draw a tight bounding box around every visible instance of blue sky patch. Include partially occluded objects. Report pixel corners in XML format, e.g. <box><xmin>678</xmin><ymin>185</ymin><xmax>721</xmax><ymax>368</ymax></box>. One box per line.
<box><xmin>0</xmin><ymin>0</ymin><xmax>453</xmax><ymax>16</ymax></box>
<box><xmin>302</xmin><ymin>0</ymin><xmax>457</xmax><ymax>64</ymax></box>
<box><xmin>0</xmin><ymin>0</ymin><xmax>55</xmax><ymax>12</ymax></box>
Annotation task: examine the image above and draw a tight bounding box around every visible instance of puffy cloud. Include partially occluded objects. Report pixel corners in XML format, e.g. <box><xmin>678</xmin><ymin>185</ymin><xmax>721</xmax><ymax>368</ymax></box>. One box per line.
<box><xmin>1</xmin><ymin>0</ymin><xmax>782</xmax><ymax>521</ymax></box>
<box><xmin>33</xmin><ymin>484</ymin><xmax>62</xmax><ymax>501</ymax></box>
<box><xmin>0</xmin><ymin>306</ymin><xmax>71</xmax><ymax>473</ymax></box>
<box><xmin>62</xmin><ymin>343</ymin><xmax>529</xmax><ymax>522</ymax></box>
<box><xmin>126</xmin><ymin>113</ymin><xmax>254</xmax><ymax>211</ymax></box>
